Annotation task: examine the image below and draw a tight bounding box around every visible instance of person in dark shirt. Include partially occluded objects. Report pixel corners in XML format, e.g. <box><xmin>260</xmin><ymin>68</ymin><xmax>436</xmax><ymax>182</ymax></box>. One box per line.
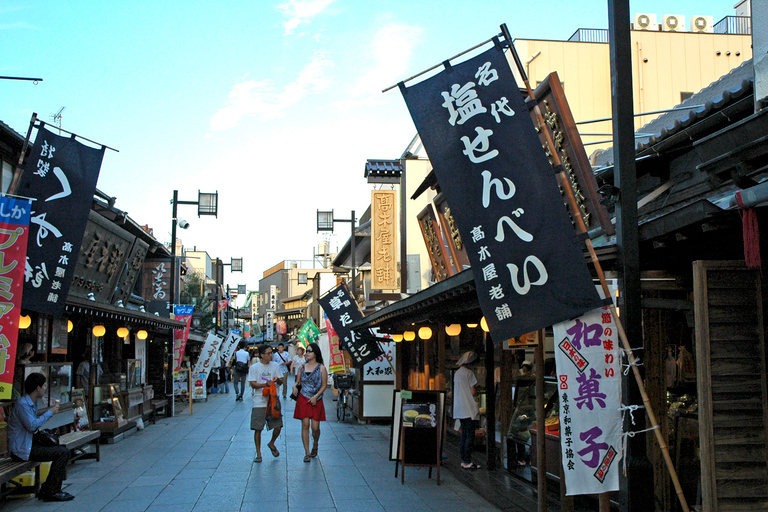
<box><xmin>7</xmin><ymin>372</ymin><xmax>73</xmax><ymax>502</ymax></box>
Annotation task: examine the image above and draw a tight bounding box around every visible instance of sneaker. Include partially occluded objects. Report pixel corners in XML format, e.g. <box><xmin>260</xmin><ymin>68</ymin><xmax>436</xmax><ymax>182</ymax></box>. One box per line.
<box><xmin>461</xmin><ymin>462</ymin><xmax>481</xmax><ymax>470</ymax></box>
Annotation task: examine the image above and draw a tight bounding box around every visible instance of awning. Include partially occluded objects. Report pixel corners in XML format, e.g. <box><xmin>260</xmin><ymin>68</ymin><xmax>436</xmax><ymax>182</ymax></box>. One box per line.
<box><xmin>348</xmin><ymin>269</ymin><xmax>481</xmax><ymax>332</ymax></box>
<box><xmin>274</xmin><ymin>306</ymin><xmax>306</xmax><ymax>319</ymax></box>
<box><xmin>65</xmin><ymin>296</ymin><xmax>186</xmax><ymax>329</ymax></box>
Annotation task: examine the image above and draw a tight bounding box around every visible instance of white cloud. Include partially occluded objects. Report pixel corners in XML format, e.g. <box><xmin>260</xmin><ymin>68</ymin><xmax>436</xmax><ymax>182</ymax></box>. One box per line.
<box><xmin>209</xmin><ymin>53</ymin><xmax>333</xmax><ymax>131</ymax></box>
<box><xmin>335</xmin><ymin>23</ymin><xmax>423</xmax><ymax>110</ymax></box>
<box><xmin>276</xmin><ymin>0</ymin><xmax>334</xmax><ymax>35</ymax></box>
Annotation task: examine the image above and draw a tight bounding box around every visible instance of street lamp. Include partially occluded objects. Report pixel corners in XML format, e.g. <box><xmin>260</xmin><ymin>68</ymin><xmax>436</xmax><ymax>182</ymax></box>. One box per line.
<box><xmin>170</xmin><ymin>190</ymin><xmax>219</xmax><ymax>312</ymax></box>
<box><xmin>215</xmin><ymin>258</ymin><xmax>243</xmax><ymax>330</ymax></box>
<box><xmin>317</xmin><ymin>209</ymin><xmax>357</xmax><ymax>298</ymax></box>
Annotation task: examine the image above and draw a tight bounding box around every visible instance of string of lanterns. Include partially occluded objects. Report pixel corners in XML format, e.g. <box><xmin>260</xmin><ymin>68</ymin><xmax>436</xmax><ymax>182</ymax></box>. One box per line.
<box><xmin>389</xmin><ymin>318</ymin><xmax>490</xmax><ymax>342</ymax></box>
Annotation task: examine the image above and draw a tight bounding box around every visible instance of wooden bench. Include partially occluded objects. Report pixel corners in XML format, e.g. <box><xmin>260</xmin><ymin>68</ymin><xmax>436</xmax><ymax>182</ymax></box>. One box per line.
<box><xmin>0</xmin><ymin>458</ymin><xmax>40</xmax><ymax>499</ymax></box>
<box><xmin>59</xmin><ymin>431</ymin><xmax>100</xmax><ymax>478</ymax></box>
<box><xmin>149</xmin><ymin>399</ymin><xmax>169</xmax><ymax>424</ymax></box>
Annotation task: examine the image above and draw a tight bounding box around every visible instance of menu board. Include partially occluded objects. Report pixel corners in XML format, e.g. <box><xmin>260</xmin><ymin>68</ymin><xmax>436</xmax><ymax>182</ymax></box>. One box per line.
<box><xmin>390</xmin><ymin>390</ymin><xmax>446</xmax><ymax>484</ymax></box>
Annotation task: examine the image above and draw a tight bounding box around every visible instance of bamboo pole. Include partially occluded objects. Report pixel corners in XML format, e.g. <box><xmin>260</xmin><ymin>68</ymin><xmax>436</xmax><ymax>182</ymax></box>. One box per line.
<box><xmin>499</xmin><ymin>23</ymin><xmax>690</xmax><ymax>512</ymax></box>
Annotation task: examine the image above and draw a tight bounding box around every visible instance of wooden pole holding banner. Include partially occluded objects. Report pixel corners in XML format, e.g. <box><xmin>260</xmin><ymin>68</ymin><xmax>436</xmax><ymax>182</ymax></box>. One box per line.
<box><xmin>499</xmin><ymin>23</ymin><xmax>690</xmax><ymax>512</ymax></box>
<box><xmin>8</xmin><ymin>112</ymin><xmax>37</xmax><ymax>196</ymax></box>
<box><xmin>534</xmin><ymin>330</ymin><xmax>547</xmax><ymax>512</ymax></box>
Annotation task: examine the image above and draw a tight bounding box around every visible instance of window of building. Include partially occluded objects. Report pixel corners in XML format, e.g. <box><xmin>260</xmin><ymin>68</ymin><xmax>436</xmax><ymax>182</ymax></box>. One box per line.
<box><xmin>680</xmin><ymin>91</ymin><xmax>694</xmax><ymax>102</ymax></box>
<box><xmin>1</xmin><ymin>159</ymin><xmax>13</xmax><ymax>194</ymax></box>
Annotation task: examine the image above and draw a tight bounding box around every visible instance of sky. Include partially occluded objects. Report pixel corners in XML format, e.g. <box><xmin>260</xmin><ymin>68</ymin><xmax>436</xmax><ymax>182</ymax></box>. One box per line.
<box><xmin>1</xmin><ymin>0</ymin><xmax>738</xmax><ymax>299</ymax></box>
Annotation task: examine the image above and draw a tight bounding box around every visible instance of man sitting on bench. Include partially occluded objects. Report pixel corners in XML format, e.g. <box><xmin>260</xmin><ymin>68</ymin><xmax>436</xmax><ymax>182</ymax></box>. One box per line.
<box><xmin>8</xmin><ymin>372</ymin><xmax>73</xmax><ymax>502</ymax></box>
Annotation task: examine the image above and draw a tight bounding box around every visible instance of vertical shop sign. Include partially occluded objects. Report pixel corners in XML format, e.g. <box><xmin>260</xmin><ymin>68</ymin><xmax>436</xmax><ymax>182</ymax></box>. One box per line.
<box><xmin>142</xmin><ymin>258</ymin><xmax>171</xmax><ymax>315</ymax></box>
<box><xmin>19</xmin><ymin>127</ymin><xmax>105</xmax><ymax>316</ymax></box>
<box><xmin>0</xmin><ymin>197</ymin><xmax>31</xmax><ymax>399</ymax></box>
<box><xmin>400</xmin><ymin>42</ymin><xmax>603</xmax><ymax>341</ymax></box>
<box><xmin>172</xmin><ymin>305</ymin><xmax>194</xmax><ymax>376</ymax></box>
<box><xmin>219</xmin><ymin>330</ymin><xmax>242</xmax><ymax>365</ymax></box>
<box><xmin>318</xmin><ymin>282</ymin><xmax>383</xmax><ymax>367</ymax></box>
<box><xmin>324</xmin><ymin>314</ymin><xmax>345</xmax><ymax>373</ymax></box>
<box><xmin>371</xmin><ymin>190</ymin><xmax>398</xmax><ymax>290</ymax></box>
<box><xmin>417</xmin><ymin>204</ymin><xmax>452</xmax><ymax>281</ymax></box>
<box><xmin>192</xmin><ymin>332</ymin><xmax>223</xmax><ymax>400</ymax></box>
<box><xmin>554</xmin><ymin>304</ymin><xmax>621</xmax><ymax>494</ymax></box>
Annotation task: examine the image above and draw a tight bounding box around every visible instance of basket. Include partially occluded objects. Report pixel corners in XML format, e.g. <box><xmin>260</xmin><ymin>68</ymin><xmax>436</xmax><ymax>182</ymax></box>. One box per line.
<box><xmin>334</xmin><ymin>374</ymin><xmax>353</xmax><ymax>389</ymax></box>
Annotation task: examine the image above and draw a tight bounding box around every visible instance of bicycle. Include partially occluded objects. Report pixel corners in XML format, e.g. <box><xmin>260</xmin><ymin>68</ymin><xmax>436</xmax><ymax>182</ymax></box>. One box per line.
<box><xmin>334</xmin><ymin>374</ymin><xmax>353</xmax><ymax>422</ymax></box>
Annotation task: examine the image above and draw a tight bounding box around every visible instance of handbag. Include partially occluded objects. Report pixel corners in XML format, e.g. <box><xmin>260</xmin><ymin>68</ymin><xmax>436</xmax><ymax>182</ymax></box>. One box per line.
<box><xmin>263</xmin><ymin>382</ymin><xmax>281</xmax><ymax>418</ymax></box>
<box><xmin>33</xmin><ymin>428</ymin><xmax>60</xmax><ymax>447</ymax></box>
<box><xmin>289</xmin><ymin>383</ymin><xmax>302</xmax><ymax>401</ymax></box>
<box><xmin>235</xmin><ymin>361</ymin><xmax>248</xmax><ymax>373</ymax></box>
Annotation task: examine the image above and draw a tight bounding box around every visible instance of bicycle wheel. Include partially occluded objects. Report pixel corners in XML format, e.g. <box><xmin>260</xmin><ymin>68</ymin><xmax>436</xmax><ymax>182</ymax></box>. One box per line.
<box><xmin>337</xmin><ymin>394</ymin><xmax>344</xmax><ymax>422</ymax></box>
<box><xmin>340</xmin><ymin>396</ymin><xmax>347</xmax><ymax>422</ymax></box>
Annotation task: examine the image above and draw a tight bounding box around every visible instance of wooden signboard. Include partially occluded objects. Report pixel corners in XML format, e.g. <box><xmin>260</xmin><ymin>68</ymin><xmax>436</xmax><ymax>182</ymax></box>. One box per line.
<box><xmin>528</xmin><ymin>72</ymin><xmax>614</xmax><ymax>236</ymax></box>
<box><xmin>433</xmin><ymin>193</ymin><xmax>471</xmax><ymax>272</ymax></box>
<box><xmin>390</xmin><ymin>390</ymin><xmax>446</xmax><ymax>485</ymax></box>
<box><xmin>416</xmin><ymin>204</ymin><xmax>452</xmax><ymax>282</ymax></box>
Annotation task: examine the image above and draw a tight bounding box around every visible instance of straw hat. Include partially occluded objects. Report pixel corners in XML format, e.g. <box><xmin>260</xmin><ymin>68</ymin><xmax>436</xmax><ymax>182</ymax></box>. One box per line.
<box><xmin>456</xmin><ymin>350</ymin><xmax>478</xmax><ymax>366</ymax></box>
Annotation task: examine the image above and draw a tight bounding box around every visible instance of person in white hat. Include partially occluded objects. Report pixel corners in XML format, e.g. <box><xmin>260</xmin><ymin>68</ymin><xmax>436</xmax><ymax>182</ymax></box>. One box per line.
<box><xmin>520</xmin><ymin>360</ymin><xmax>534</xmax><ymax>377</ymax></box>
<box><xmin>453</xmin><ymin>350</ymin><xmax>480</xmax><ymax>470</ymax></box>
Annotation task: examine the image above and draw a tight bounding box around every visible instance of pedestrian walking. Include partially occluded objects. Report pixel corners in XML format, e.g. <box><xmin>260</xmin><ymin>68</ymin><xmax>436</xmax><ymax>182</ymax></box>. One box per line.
<box><xmin>453</xmin><ymin>350</ymin><xmax>481</xmax><ymax>470</ymax></box>
<box><xmin>272</xmin><ymin>343</ymin><xmax>291</xmax><ymax>398</ymax></box>
<box><xmin>292</xmin><ymin>346</ymin><xmax>306</xmax><ymax>376</ymax></box>
<box><xmin>8</xmin><ymin>373</ymin><xmax>74</xmax><ymax>502</ymax></box>
<box><xmin>233</xmin><ymin>341</ymin><xmax>250</xmax><ymax>402</ymax></box>
<box><xmin>292</xmin><ymin>342</ymin><xmax>327</xmax><ymax>462</ymax></box>
<box><xmin>219</xmin><ymin>355</ymin><xmax>230</xmax><ymax>394</ymax></box>
<box><xmin>247</xmin><ymin>344</ymin><xmax>283</xmax><ymax>462</ymax></box>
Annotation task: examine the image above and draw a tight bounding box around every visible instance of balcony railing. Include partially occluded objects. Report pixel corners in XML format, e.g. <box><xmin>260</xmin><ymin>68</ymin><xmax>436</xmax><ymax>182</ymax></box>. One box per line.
<box><xmin>713</xmin><ymin>15</ymin><xmax>751</xmax><ymax>35</ymax></box>
<box><xmin>568</xmin><ymin>28</ymin><xmax>610</xmax><ymax>43</ymax></box>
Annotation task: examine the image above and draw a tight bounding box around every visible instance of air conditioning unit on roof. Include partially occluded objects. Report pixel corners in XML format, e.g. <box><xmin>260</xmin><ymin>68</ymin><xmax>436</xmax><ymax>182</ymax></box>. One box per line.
<box><xmin>633</xmin><ymin>13</ymin><xmax>658</xmax><ymax>31</ymax></box>
<box><xmin>662</xmin><ymin>14</ymin><xmax>685</xmax><ymax>32</ymax></box>
<box><xmin>690</xmin><ymin>15</ymin><xmax>714</xmax><ymax>33</ymax></box>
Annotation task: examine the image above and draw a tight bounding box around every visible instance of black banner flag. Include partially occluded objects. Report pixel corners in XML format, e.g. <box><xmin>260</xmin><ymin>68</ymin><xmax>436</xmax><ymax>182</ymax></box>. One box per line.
<box><xmin>19</xmin><ymin>125</ymin><xmax>105</xmax><ymax>316</ymax></box>
<box><xmin>400</xmin><ymin>41</ymin><xmax>604</xmax><ymax>341</ymax></box>
<box><xmin>318</xmin><ymin>282</ymin><xmax>383</xmax><ymax>367</ymax></box>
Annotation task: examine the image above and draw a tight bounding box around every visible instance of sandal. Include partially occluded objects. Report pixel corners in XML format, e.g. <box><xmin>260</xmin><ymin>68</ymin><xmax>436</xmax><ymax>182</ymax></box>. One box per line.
<box><xmin>310</xmin><ymin>446</ymin><xmax>318</xmax><ymax>458</ymax></box>
<box><xmin>254</xmin><ymin>456</ymin><xmax>262</xmax><ymax>463</ymax></box>
<box><xmin>303</xmin><ymin>455</ymin><xmax>311</xmax><ymax>463</ymax></box>
<box><xmin>268</xmin><ymin>444</ymin><xmax>280</xmax><ymax>457</ymax></box>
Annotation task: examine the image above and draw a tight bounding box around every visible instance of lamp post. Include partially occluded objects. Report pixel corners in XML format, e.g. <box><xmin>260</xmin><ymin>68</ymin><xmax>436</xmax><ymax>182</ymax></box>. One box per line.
<box><xmin>169</xmin><ymin>190</ymin><xmax>219</xmax><ymax>315</ymax></box>
<box><xmin>317</xmin><ymin>209</ymin><xmax>357</xmax><ymax>298</ymax></box>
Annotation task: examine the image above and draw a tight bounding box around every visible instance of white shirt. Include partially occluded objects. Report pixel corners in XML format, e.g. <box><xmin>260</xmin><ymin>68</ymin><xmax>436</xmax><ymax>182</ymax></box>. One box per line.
<box><xmin>247</xmin><ymin>361</ymin><xmax>281</xmax><ymax>408</ymax></box>
<box><xmin>452</xmin><ymin>366</ymin><xmax>479</xmax><ymax>420</ymax></box>
<box><xmin>234</xmin><ymin>349</ymin><xmax>250</xmax><ymax>364</ymax></box>
<box><xmin>272</xmin><ymin>350</ymin><xmax>290</xmax><ymax>375</ymax></box>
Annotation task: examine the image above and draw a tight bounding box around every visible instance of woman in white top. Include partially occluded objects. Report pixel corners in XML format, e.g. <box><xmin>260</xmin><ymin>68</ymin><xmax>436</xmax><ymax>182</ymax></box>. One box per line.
<box><xmin>292</xmin><ymin>346</ymin><xmax>306</xmax><ymax>375</ymax></box>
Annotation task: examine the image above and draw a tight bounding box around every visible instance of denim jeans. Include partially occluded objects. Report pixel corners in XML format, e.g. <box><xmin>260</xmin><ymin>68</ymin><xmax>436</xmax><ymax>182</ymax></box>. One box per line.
<box><xmin>29</xmin><ymin>444</ymin><xmax>70</xmax><ymax>495</ymax></box>
<box><xmin>459</xmin><ymin>418</ymin><xmax>475</xmax><ymax>464</ymax></box>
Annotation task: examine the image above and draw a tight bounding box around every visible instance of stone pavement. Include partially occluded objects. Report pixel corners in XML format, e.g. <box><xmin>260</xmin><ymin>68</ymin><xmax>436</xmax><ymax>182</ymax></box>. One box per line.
<box><xmin>0</xmin><ymin>379</ymin><xmax>500</xmax><ymax>512</ymax></box>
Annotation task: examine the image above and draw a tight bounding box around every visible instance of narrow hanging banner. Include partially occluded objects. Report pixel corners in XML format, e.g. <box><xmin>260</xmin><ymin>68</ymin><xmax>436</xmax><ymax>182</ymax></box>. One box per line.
<box><xmin>172</xmin><ymin>305</ymin><xmax>194</xmax><ymax>377</ymax></box>
<box><xmin>0</xmin><ymin>197</ymin><xmax>32</xmax><ymax>399</ymax></box>
<box><xmin>399</xmin><ymin>41</ymin><xmax>603</xmax><ymax>341</ymax></box>
<box><xmin>19</xmin><ymin>125</ymin><xmax>105</xmax><ymax>316</ymax></box>
<box><xmin>553</xmin><ymin>300</ymin><xmax>621</xmax><ymax>495</ymax></box>
<box><xmin>318</xmin><ymin>282</ymin><xmax>383</xmax><ymax>367</ymax></box>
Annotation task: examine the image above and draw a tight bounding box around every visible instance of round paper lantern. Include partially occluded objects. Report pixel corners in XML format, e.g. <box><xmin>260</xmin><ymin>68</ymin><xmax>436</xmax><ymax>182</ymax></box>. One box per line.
<box><xmin>67</xmin><ymin>320</ymin><xmax>73</xmax><ymax>333</ymax></box>
<box><xmin>418</xmin><ymin>326</ymin><xmax>433</xmax><ymax>340</ymax></box>
<box><xmin>136</xmin><ymin>330</ymin><xmax>148</xmax><ymax>340</ymax></box>
<box><xmin>403</xmin><ymin>330</ymin><xmax>416</xmax><ymax>341</ymax></box>
<box><xmin>392</xmin><ymin>334</ymin><xmax>403</xmax><ymax>342</ymax></box>
<box><xmin>92</xmin><ymin>325</ymin><xmax>106</xmax><ymax>337</ymax></box>
<box><xmin>117</xmin><ymin>327</ymin><xmax>130</xmax><ymax>338</ymax></box>
<box><xmin>445</xmin><ymin>324</ymin><xmax>461</xmax><ymax>336</ymax></box>
<box><xmin>19</xmin><ymin>315</ymin><xmax>31</xmax><ymax>329</ymax></box>
<box><xmin>480</xmin><ymin>317</ymin><xmax>489</xmax><ymax>333</ymax></box>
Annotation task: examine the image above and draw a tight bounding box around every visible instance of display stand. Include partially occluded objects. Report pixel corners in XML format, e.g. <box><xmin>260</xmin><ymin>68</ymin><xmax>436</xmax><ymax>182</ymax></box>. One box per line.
<box><xmin>390</xmin><ymin>390</ymin><xmax>445</xmax><ymax>485</ymax></box>
<box><xmin>173</xmin><ymin>369</ymin><xmax>193</xmax><ymax>415</ymax></box>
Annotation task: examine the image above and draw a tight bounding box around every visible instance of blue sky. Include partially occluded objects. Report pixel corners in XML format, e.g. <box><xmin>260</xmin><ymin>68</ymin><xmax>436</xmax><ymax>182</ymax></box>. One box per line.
<box><xmin>1</xmin><ymin>0</ymin><xmax>738</xmax><ymax>295</ymax></box>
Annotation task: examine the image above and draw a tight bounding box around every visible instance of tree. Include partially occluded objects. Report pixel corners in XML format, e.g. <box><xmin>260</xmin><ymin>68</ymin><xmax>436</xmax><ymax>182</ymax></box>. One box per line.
<box><xmin>179</xmin><ymin>270</ymin><xmax>216</xmax><ymax>333</ymax></box>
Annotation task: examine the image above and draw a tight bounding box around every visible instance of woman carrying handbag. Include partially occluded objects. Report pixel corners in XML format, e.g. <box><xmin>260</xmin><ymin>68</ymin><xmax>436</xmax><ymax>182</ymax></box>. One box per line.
<box><xmin>292</xmin><ymin>342</ymin><xmax>327</xmax><ymax>463</ymax></box>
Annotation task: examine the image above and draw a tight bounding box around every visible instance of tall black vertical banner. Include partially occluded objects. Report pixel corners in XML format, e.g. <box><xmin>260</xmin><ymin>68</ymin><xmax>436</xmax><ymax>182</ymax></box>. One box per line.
<box><xmin>400</xmin><ymin>41</ymin><xmax>603</xmax><ymax>341</ymax></box>
<box><xmin>19</xmin><ymin>125</ymin><xmax>105</xmax><ymax>316</ymax></box>
<box><xmin>318</xmin><ymin>282</ymin><xmax>383</xmax><ymax>367</ymax></box>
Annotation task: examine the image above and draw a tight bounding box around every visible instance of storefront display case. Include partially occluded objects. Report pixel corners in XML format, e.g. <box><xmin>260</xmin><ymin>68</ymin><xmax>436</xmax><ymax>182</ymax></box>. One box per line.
<box><xmin>24</xmin><ymin>363</ymin><xmax>73</xmax><ymax>408</ymax></box>
<box><xmin>91</xmin><ymin>384</ymin><xmax>127</xmax><ymax>431</ymax></box>
<box><xmin>506</xmin><ymin>377</ymin><xmax>559</xmax><ymax>480</ymax></box>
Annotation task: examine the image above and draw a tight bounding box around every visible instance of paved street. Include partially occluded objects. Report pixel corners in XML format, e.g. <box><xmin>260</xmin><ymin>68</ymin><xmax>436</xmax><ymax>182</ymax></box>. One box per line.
<box><xmin>1</xmin><ymin>381</ymin><xmax>500</xmax><ymax>512</ymax></box>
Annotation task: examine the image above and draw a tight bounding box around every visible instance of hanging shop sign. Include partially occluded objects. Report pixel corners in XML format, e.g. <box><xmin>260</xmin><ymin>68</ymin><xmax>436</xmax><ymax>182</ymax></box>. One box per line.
<box><xmin>417</xmin><ymin>204</ymin><xmax>452</xmax><ymax>281</ymax></box>
<box><xmin>219</xmin><ymin>330</ymin><xmax>242</xmax><ymax>365</ymax></box>
<box><xmin>371</xmin><ymin>190</ymin><xmax>398</xmax><ymax>290</ymax></box>
<box><xmin>141</xmin><ymin>258</ymin><xmax>171</xmax><ymax>316</ymax></box>
<box><xmin>554</xmin><ymin>304</ymin><xmax>621</xmax><ymax>495</ymax></box>
<box><xmin>400</xmin><ymin>40</ymin><xmax>604</xmax><ymax>341</ymax></box>
<box><xmin>19</xmin><ymin>127</ymin><xmax>105</xmax><ymax>316</ymax></box>
<box><xmin>68</xmin><ymin>211</ymin><xmax>140</xmax><ymax>303</ymax></box>
<box><xmin>172</xmin><ymin>305</ymin><xmax>194</xmax><ymax>377</ymax></box>
<box><xmin>318</xmin><ymin>281</ymin><xmax>383</xmax><ymax>367</ymax></box>
<box><xmin>110</xmin><ymin>236</ymin><xmax>149</xmax><ymax>307</ymax></box>
<box><xmin>529</xmin><ymin>72</ymin><xmax>614</xmax><ymax>236</ymax></box>
<box><xmin>363</xmin><ymin>336</ymin><xmax>395</xmax><ymax>381</ymax></box>
<box><xmin>433</xmin><ymin>193</ymin><xmax>471</xmax><ymax>272</ymax></box>
<box><xmin>0</xmin><ymin>197</ymin><xmax>31</xmax><ymax>399</ymax></box>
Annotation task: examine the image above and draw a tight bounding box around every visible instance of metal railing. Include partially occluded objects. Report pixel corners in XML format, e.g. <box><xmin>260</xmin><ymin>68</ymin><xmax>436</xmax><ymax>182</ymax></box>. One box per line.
<box><xmin>568</xmin><ymin>28</ymin><xmax>609</xmax><ymax>43</ymax></box>
<box><xmin>713</xmin><ymin>16</ymin><xmax>751</xmax><ymax>35</ymax></box>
